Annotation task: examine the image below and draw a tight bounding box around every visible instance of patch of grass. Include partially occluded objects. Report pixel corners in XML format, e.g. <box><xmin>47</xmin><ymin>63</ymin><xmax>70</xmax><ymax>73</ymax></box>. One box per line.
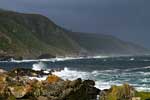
<box><xmin>135</xmin><ymin>91</ymin><xmax>150</xmax><ymax>100</ymax></box>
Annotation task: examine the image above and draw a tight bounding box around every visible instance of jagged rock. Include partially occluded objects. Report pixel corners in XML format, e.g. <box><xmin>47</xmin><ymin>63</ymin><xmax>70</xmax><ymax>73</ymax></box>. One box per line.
<box><xmin>9</xmin><ymin>68</ymin><xmax>51</xmax><ymax>77</ymax></box>
<box><xmin>60</xmin><ymin>88</ymin><xmax>74</xmax><ymax>99</ymax></box>
<box><xmin>8</xmin><ymin>85</ymin><xmax>32</xmax><ymax>98</ymax></box>
<box><xmin>0</xmin><ymin>68</ymin><xmax>101</xmax><ymax>100</ymax></box>
<box><xmin>46</xmin><ymin>75</ymin><xmax>62</xmax><ymax>84</ymax></box>
<box><xmin>69</xmin><ymin>78</ymin><xmax>82</xmax><ymax>88</ymax></box>
<box><xmin>0</xmin><ymin>55</ymin><xmax>13</xmax><ymax>61</ymax></box>
<box><xmin>83</xmin><ymin>80</ymin><xmax>95</xmax><ymax>86</ymax></box>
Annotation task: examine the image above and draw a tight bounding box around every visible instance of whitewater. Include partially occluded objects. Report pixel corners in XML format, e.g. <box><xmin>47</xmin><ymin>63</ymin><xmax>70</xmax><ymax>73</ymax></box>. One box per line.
<box><xmin>1</xmin><ymin>55</ymin><xmax>150</xmax><ymax>92</ymax></box>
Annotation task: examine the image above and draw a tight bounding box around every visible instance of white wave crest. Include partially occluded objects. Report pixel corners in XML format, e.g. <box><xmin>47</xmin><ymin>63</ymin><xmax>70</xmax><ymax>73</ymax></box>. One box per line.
<box><xmin>52</xmin><ymin>67</ymin><xmax>121</xmax><ymax>90</ymax></box>
<box><xmin>52</xmin><ymin>67</ymin><xmax>90</xmax><ymax>80</ymax></box>
<box><xmin>29</xmin><ymin>76</ymin><xmax>47</xmax><ymax>81</ymax></box>
<box><xmin>32</xmin><ymin>62</ymin><xmax>48</xmax><ymax>71</ymax></box>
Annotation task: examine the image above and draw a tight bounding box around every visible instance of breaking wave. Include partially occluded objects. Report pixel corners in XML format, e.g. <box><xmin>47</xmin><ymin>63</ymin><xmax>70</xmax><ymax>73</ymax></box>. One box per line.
<box><xmin>3</xmin><ymin>55</ymin><xmax>150</xmax><ymax>92</ymax></box>
<box><xmin>52</xmin><ymin>66</ymin><xmax>150</xmax><ymax>92</ymax></box>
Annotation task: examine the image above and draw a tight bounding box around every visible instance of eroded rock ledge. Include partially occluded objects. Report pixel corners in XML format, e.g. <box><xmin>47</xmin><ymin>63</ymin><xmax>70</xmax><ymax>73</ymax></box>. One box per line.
<box><xmin>0</xmin><ymin>68</ymin><xmax>100</xmax><ymax>100</ymax></box>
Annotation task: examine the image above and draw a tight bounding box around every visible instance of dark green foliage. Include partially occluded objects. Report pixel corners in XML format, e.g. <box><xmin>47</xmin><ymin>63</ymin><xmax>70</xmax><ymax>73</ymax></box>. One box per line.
<box><xmin>135</xmin><ymin>92</ymin><xmax>150</xmax><ymax>100</ymax></box>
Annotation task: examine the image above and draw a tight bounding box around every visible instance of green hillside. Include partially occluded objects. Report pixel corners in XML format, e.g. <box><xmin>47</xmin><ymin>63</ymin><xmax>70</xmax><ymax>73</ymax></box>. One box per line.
<box><xmin>0</xmin><ymin>10</ymin><xmax>82</xmax><ymax>58</ymax></box>
<box><xmin>0</xmin><ymin>9</ymin><xmax>149</xmax><ymax>59</ymax></box>
<box><xmin>68</xmin><ymin>32</ymin><xmax>149</xmax><ymax>55</ymax></box>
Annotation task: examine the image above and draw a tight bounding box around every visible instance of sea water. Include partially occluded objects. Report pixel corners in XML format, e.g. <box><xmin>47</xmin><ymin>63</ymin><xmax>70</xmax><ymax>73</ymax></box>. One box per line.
<box><xmin>1</xmin><ymin>55</ymin><xmax>150</xmax><ymax>91</ymax></box>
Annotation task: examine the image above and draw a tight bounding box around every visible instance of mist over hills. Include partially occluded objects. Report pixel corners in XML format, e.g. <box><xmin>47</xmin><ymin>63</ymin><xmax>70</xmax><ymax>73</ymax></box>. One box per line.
<box><xmin>0</xmin><ymin>9</ymin><xmax>149</xmax><ymax>59</ymax></box>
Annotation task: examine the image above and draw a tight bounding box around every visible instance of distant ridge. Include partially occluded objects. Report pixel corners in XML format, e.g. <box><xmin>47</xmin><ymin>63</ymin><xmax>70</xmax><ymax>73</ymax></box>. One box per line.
<box><xmin>0</xmin><ymin>9</ymin><xmax>149</xmax><ymax>59</ymax></box>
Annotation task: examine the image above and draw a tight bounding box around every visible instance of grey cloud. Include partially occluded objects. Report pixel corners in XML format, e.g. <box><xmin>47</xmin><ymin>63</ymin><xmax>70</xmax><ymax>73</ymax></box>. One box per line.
<box><xmin>0</xmin><ymin>0</ymin><xmax>150</xmax><ymax>48</ymax></box>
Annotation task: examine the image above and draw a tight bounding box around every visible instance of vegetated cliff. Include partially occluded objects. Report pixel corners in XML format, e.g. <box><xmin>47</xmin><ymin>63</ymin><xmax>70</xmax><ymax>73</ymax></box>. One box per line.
<box><xmin>0</xmin><ymin>9</ymin><xmax>149</xmax><ymax>59</ymax></box>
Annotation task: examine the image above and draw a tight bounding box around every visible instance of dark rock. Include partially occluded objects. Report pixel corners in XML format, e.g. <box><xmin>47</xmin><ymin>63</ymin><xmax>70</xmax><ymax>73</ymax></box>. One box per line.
<box><xmin>0</xmin><ymin>55</ymin><xmax>13</xmax><ymax>61</ymax></box>
<box><xmin>69</xmin><ymin>78</ymin><xmax>82</xmax><ymax>88</ymax></box>
<box><xmin>14</xmin><ymin>56</ymin><xmax>23</xmax><ymax>60</ymax></box>
<box><xmin>37</xmin><ymin>53</ymin><xmax>56</xmax><ymax>59</ymax></box>
<box><xmin>83</xmin><ymin>80</ymin><xmax>95</xmax><ymax>86</ymax></box>
<box><xmin>9</xmin><ymin>68</ymin><xmax>51</xmax><ymax>77</ymax></box>
<box><xmin>87</xmin><ymin>86</ymin><xmax>100</xmax><ymax>95</ymax></box>
<box><xmin>61</xmin><ymin>88</ymin><xmax>74</xmax><ymax>98</ymax></box>
<box><xmin>0</xmin><ymin>55</ymin><xmax>23</xmax><ymax>61</ymax></box>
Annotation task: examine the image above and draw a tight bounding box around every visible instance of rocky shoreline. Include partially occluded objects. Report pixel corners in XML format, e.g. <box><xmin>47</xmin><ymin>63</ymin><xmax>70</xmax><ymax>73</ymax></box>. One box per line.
<box><xmin>0</xmin><ymin>68</ymin><xmax>150</xmax><ymax>100</ymax></box>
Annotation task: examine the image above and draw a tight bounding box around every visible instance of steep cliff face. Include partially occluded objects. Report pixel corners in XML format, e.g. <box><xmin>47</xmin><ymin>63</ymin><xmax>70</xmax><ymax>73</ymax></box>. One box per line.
<box><xmin>0</xmin><ymin>10</ymin><xmax>149</xmax><ymax>59</ymax></box>
<box><xmin>0</xmin><ymin>10</ymin><xmax>83</xmax><ymax>58</ymax></box>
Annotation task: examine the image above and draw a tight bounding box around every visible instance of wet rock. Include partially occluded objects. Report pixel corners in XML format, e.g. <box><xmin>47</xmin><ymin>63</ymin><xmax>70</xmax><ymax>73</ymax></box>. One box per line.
<box><xmin>0</xmin><ymin>55</ymin><xmax>13</xmax><ymax>61</ymax></box>
<box><xmin>37</xmin><ymin>53</ymin><xmax>56</xmax><ymax>59</ymax></box>
<box><xmin>0</xmin><ymin>54</ymin><xmax>23</xmax><ymax>61</ymax></box>
<box><xmin>83</xmin><ymin>80</ymin><xmax>95</xmax><ymax>86</ymax></box>
<box><xmin>9</xmin><ymin>68</ymin><xmax>51</xmax><ymax>77</ymax></box>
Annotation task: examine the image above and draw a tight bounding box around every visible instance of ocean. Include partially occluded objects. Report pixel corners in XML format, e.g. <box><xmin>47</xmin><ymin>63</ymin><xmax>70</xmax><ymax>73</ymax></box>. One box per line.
<box><xmin>0</xmin><ymin>55</ymin><xmax>150</xmax><ymax>92</ymax></box>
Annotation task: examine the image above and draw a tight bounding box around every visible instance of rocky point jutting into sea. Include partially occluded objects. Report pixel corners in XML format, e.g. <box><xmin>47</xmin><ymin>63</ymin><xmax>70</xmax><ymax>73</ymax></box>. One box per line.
<box><xmin>0</xmin><ymin>67</ymin><xmax>150</xmax><ymax>100</ymax></box>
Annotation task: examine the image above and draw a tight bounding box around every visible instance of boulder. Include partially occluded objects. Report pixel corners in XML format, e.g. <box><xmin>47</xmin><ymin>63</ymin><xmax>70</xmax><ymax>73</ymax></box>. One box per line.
<box><xmin>0</xmin><ymin>74</ymin><xmax>8</xmax><ymax>83</ymax></box>
<box><xmin>0</xmin><ymin>69</ymin><xmax>7</xmax><ymax>73</ymax></box>
<box><xmin>8</xmin><ymin>85</ymin><xmax>32</xmax><ymax>98</ymax></box>
<box><xmin>0</xmin><ymin>55</ymin><xmax>13</xmax><ymax>61</ymax></box>
<box><xmin>46</xmin><ymin>75</ymin><xmax>62</xmax><ymax>84</ymax></box>
<box><xmin>37</xmin><ymin>53</ymin><xmax>56</xmax><ymax>59</ymax></box>
<box><xmin>13</xmin><ymin>56</ymin><xmax>23</xmax><ymax>60</ymax></box>
<box><xmin>69</xmin><ymin>78</ymin><xmax>82</xmax><ymax>88</ymax></box>
<box><xmin>83</xmin><ymin>80</ymin><xmax>95</xmax><ymax>86</ymax></box>
<box><xmin>9</xmin><ymin>68</ymin><xmax>51</xmax><ymax>77</ymax></box>
<box><xmin>0</xmin><ymin>68</ymin><xmax>101</xmax><ymax>100</ymax></box>
<box><xmin>60</xmin><ymin>88</ymin><xmax>74</xmax><ymax>98</ymax></box>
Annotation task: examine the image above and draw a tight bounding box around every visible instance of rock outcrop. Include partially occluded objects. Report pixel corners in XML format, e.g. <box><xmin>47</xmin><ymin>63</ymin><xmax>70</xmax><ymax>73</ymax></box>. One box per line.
<box><xmin>0</xmin><ymin>68</ymin><xmax>100</xmax><ymax>100</ymax></box>
<box><xmin>0</xmin><ymin>68</ymin><xmax>150</xmax><ymax>100</ymax></box>
<box><xmin>99</xmin><ymin>84</ymin><xmax>150</xmax><ymax>100</ymax></box>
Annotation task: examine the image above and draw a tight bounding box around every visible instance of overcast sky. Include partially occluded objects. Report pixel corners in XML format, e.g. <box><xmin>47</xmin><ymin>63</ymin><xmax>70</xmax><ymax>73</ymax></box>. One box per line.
<box><xmin>0</xmin><ymin>0</ymin><xmax>150</xmax><ymax>48</ymax></box>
